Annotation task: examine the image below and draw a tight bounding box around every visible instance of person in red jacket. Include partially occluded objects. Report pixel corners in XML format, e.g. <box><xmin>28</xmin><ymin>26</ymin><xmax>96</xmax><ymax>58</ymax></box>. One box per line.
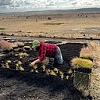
<box><xmin>30</xmin><ymin>40</ymin><xmax>64</xmax><ymax>67</ymax></box>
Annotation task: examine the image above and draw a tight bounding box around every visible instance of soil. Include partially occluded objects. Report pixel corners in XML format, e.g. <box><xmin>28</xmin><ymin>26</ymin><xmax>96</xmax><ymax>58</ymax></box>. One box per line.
<box><xmin>0</xmin><ymin>39</ymin><xmax>92</xmax><ymax>100</ymax></box>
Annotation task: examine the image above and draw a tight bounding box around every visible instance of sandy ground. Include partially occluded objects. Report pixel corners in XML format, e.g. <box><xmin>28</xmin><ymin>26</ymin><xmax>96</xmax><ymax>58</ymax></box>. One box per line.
<box><xmin>0</xmin><ymin>12</ymin><xmax>100</xmax><ymax>39</ymax></box>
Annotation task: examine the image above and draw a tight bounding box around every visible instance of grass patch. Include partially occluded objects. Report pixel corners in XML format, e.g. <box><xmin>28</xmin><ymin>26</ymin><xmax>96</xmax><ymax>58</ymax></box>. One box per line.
<box><xmin>0</xmin><ymin>28</ymin><xmax>5</xmax><ymax>30</ymax></box>
<box><xmin>80</xmin><ymin>53</ymin><xmax>93</xmax><ymax>60</ymax></box>
<box><xmin>80</xmin><ymin>47</ymin><xmax>93</xmax><ymax>60</ymax></box>
<box><xmin>71</xmin><ymin>57</ymin><xmax>93</xmax><ymax>69</ymax></box>
<box><xmin>53</xmin><ymin>14</ymin><xmax>63</xmax><ymax>16</ymax></box>
<box><xmin>44</xmin><ymin>23</ymin><xmax>64</xmax><ymax>25</ymax></box>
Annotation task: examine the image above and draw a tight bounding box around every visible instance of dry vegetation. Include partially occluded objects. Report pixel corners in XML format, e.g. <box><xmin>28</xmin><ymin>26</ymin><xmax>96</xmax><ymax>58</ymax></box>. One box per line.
<box><xmin>0</xmin><ymin>12</ymin><xmax>100</xmax><ymax>39</ymax></box>
<box><xmin>88</xmin><ymin>41</ymin><xmax>100</xmax><ymax>99</ymax></box>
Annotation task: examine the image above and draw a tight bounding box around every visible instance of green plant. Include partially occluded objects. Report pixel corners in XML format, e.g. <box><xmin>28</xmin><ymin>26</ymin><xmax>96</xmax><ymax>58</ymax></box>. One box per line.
<box><xmin>71</xmin><ymin>57</ymin><xmax>93</xmax><ymax>69</ymax></box>
<box><xmin>53</xmin><ymin>14</ymin><xmax>63</xmax><ymax>16</ymax></box>
<box><xmin>44</xmin><ymin>23</ymin><xmax>64</xmax><ymax>25</ymax></box>
<box><xmin>0</xmin><ymin>28</ymin><xmax>5</xmax><ymax>30</ymax></box>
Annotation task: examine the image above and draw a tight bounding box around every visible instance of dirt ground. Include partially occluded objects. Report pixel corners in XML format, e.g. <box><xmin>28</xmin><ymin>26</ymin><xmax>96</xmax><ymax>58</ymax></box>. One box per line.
<box><xmin>0</xmin><ymin>39</ymin><xmax>92</xmax><ymax>100</ymax></box>
<box><xmin>0</xmin><ymin>12</ymin><xmax>100</xmax><ymax>39</ymax></box>
<box><xmin>0</xmin><ymin>69</ymin><xmax>91</xmax><ymax>100</ymax></box>
<box><xmin>0</xmin><ymin>11</ymin><xmax>100</xmax><ymax>100</ymax></box>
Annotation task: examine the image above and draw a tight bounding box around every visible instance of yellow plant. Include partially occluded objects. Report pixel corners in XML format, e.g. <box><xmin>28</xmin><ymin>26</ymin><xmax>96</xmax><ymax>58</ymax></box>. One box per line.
<box><xmin>19</xmin><ymin>66</ymin><xmax>24</xmax><ymax>71</ymax></box>
<box><xmin>23</xmin><ymin>46</ymin><xmax>30</xmax><ymax>50</ymax></box>
<box><xmin>33</xmin><ymin>65</ymin><xmax>38</xmax><ymax>69</ymax></box>
<box><xmin>41</xmin><ymin>65</ymin><xmax>46</xmax><ymax>71</ymax></box>
<box><xmin>59</xmin><ymin>71</ymin><xmax>64</xmax><ymax>79</ymax></box>
<box><xmin>80</xmin><ymin>47</ymin><xmax>93</xmax><ymax>60</ymax></box>
<box><xmin>5</xmin><ymin>62</ymin><xmax>10</xmax><ymax>68</ymax></box>
<box><xmin>71</xmin><ymin>57</ymin><xmax>93</xmax><ymax>69</ymax></box>
<box><xmin>50</xmin><ymin>70</ymin><xmax>57</xmax><ymax>76</ymax></box>
<box><xmin>24</xmin><ymin>46</ymin><xmax>30</xmax><ymax>48</ymax></box>
<box><xmin>18</xmin><ymin>61</ymin><xmax>22</xmax><ymax>65</ymax></box>
<box><xmin>18</xmin><ymin>52</ymin><xmax>29</xmax><ymax>58</ymax></box>
<box><xmin>7</xmin><ymin>60</ymin><xmax>11</xmax><ymax>63</ymax></box>
<box><xmin>66</xmin><ymin>75</ymin><xmax>69</xmax><ymax>80</ymax></box>
<box><xmin>35</xmin><ymin>70</ymin><xmax>39</xmax><ymax>73</ymax></box>
<box><xmin>54</xmin><ymin>68</ymin><xmax>59</xmax><ymax>73</ymax></box>
<box><xmin>80</xmin><ymin>53</ymin><xmax>93</xmax><ymax>60</ymax></box>
<box><xmin>68</xmin><ymin>69</ymin><xmax>73</xmax><ymax>74</ymax></box>
<box><xmin>46</xmin><ymin>69</ymin><xmax>51</xmax><ymax>75</ymax></box>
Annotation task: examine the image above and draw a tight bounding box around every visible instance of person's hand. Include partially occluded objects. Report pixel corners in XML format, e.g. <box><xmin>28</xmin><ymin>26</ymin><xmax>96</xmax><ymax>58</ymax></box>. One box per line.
<box><xmin>30</xmin><ymin>59</ymin><xmax>40</xmax><ymax>67</ymax></box>
<box><xmin>30</xmin><ymin>61</ymin><xmax>35</xmax><ymax>67</ymax></box>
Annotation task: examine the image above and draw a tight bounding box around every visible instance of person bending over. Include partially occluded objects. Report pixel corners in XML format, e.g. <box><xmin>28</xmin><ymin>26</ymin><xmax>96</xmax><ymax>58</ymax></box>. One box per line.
<box><xmin>30</xmin><ymin>40</ymin><xmax>64</xmax><ymax>67</ymax></box>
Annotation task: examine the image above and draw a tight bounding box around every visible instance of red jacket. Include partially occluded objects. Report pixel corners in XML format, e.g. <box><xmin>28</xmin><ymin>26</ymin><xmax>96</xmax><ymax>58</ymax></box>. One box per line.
<box><xmin>38</xmin><ymin>42</ymin><xmax>58</xmax><ymax>61</ymax></box>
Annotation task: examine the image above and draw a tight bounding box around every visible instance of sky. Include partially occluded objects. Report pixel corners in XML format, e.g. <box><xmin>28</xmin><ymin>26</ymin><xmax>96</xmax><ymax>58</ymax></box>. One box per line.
<box><xmin>0</xmin><ymin>0</ymin><xmax>100</xmax><ymax>13</ymax></box>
